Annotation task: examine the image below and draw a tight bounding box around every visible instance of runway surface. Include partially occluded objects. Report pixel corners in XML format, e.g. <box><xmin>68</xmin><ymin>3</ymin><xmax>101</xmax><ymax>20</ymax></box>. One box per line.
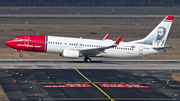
<box><xmin>0</xmin><ymin>59</ymin><xmax>180</xmax><ymax>69</ymax></box>
<box><xmin>0</xmin><ymin>59</ymin><xmax>179</xmax><ymax>101</ymax></box>
<box><xmin>1</xmin><ymin>14</ymin><xmax>180</xmax><ymax>18</ymax></box>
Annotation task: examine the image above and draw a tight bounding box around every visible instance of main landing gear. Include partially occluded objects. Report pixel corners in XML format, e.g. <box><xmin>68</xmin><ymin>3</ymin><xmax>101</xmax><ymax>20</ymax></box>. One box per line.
<box><xmin>84</xmin><ymin>57</ymin><xmax>91</xmax><ymax>62</ymax></box>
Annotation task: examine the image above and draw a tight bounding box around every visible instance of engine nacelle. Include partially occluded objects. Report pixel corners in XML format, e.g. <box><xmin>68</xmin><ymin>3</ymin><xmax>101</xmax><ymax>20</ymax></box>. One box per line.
<box><xmin>61</xmin><ymin>50</ymin><xmax>79</xmax><ymax>58</ymax></box>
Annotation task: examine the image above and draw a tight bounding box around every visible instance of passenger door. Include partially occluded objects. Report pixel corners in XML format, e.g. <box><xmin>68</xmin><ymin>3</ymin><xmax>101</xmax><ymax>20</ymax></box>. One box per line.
<box><xmin>24</xmin><ymin>36</ymin><xmax>29</xmax><ymax>46</ymax></box>
<box><xmin>139</xmin><ymin>46</ymin><xmax>143</xmax><ymax>55</ymax></box>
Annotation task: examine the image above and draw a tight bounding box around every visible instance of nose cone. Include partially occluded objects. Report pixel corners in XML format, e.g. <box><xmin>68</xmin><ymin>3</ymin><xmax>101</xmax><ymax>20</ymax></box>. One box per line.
<box><xmin>5</xmin><ymin>40</ymin><xmax>11</xmax><ymax>47</ymax></box>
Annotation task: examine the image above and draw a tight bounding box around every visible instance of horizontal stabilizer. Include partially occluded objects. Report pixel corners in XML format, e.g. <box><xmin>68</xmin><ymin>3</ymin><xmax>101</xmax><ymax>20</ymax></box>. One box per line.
<box><xmin>153</xmin><ymin>45</ymin><xmax>173</xmax><ymax>49</ymax></box>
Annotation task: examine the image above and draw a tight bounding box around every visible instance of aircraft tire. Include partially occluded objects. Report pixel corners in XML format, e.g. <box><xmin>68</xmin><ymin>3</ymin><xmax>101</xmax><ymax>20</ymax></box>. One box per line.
<box><xmin>84</xmin><ymin>57</ymin><xmax>91</xmax><ymax>62</ymax></box>
<box><xmin>19</xmin><ymin>54</ymin><xmax>23</xmax><ymax>57</ymax></box>
<box><xmin>87</xmin><ymin>58</ymin><xmax>91</xmax><ymax>62</ymax></box>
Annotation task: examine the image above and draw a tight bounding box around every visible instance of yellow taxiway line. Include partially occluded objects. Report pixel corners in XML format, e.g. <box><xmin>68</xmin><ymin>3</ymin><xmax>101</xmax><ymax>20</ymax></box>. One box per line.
<box><xmin>73</xmin><ymin>67</ymin><xmax>114</xmax><ymax>101</ymax></box>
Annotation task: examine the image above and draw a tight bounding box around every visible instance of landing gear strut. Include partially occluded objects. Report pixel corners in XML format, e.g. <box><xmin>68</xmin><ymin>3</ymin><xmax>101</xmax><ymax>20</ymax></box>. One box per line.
<box><xmin>84</xmin><ymin>57</ymin><xmax>91</xmax><ymax>62</ymax></box>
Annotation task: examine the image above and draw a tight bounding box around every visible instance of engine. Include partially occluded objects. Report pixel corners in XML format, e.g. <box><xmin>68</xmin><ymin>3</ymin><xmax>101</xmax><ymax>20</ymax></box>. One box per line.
<box><xmin>61</xmin><ymin>50</ymin><xmax>79</xmax><ymax>58</ymax></box>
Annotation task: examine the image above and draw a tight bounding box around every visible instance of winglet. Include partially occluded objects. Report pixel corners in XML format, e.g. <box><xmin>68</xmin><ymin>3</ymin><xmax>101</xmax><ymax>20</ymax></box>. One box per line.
<box><xmin>114</xmin><ymin>36</ymin><xmax>123</xmax><ymax>46</ymax></box>
<box><xmin>102</xmin><ymin>33</ymin><xmax>110</xmax><ymax>40</ymax></box>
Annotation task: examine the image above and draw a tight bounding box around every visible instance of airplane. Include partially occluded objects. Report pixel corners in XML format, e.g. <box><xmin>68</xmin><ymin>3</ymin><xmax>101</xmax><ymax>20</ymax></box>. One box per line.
<box><xmin>5</xmin><ymin>16</ymin><xmax>174</xmax><ymax>62</ymax></box>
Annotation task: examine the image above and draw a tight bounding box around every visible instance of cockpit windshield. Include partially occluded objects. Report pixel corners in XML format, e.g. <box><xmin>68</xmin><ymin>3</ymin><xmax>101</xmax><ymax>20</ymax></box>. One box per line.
<box><xmin>12</xmin><ymin>38</ymin><xmax>19</xmax><ymax>41</ymax></box>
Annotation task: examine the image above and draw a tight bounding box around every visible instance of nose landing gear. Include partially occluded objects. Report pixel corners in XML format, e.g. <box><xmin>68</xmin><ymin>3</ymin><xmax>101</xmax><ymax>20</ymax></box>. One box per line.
<box><xmin>14</xmin><ymin>49</ymin><xmax>23</xmax><ymax>57</ymax></box>
<box><xmin>19</xmin><ymin>54</ymin><xmax>23</xmax><ymax>57</ymax></box>
<box><xmin>19</xmin><ymin>51</ymin><xmax>23</xmax><ymax>57</ymax></box>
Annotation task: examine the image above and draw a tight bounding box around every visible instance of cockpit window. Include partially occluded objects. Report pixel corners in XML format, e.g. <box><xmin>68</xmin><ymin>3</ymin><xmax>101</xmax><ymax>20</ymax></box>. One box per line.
<box><xmin>12</xmin><ymin>38</ymin><xmax>19</xmax><ymax>41</ymax></box>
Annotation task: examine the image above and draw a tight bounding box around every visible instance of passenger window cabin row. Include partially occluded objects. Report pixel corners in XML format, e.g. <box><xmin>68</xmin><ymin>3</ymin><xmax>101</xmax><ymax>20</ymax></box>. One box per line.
<box><xmin>30</xmin><ymin>40</ymin><xmax>134</xmax><ymax>51</ymax></box>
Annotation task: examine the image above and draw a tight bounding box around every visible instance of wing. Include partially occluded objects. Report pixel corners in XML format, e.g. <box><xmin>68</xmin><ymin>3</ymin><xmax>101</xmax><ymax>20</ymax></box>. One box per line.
<box><xmin>80</xmin><ymin>36</ymin><xmax>123</xmax><ymax>56</ymax></box>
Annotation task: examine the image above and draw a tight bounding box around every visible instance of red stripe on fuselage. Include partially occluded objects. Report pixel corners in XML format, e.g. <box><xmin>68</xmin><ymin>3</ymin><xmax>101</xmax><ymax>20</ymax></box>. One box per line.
<box><xmin>7</xmin><ymin>35</ymin><xmax>46</xmax><ymax>52</ymax></box>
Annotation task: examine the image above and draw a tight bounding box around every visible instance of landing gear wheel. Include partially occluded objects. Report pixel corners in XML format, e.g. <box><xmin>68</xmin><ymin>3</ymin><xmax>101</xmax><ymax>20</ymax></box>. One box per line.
<box><xmin>87</xmin><ymin>58</ymin><xmax>91</xmax><ymax>62</ymax></box>
<box><xmin>84</xmin><ymin>57</ymin><xmax>91</xmax><ymax>62</ymax></box>
<box><xmin>19</xmin><ymin>54</ymin><xmax>23</xmax><ymax>57</ymax></box>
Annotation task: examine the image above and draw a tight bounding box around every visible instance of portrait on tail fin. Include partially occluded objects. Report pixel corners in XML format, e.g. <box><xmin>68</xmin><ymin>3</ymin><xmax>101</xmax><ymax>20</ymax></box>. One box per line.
<box><xmin>157</xmin><ymin>27</ymin><xmax>166</xmax><ymax>40</ymax></box>
<box><xmin>155</xmin><ymin>27</ymin><xmax>166</xmax><ymax>46</ymax></box>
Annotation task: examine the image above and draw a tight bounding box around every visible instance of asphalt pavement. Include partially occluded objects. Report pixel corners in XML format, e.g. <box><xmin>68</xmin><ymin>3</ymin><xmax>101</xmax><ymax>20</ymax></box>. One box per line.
<box><xmin>0</xmin><ymin>69</ymin><xmax>179</xmax><ymax>101</ymax></box>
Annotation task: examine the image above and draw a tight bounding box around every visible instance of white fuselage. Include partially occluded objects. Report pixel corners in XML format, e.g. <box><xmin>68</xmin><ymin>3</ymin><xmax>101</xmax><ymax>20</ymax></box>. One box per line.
<box><xmin>46</xmin><ymin>36</ymin><xmax>165</xmax><ymax>58</ymax></box>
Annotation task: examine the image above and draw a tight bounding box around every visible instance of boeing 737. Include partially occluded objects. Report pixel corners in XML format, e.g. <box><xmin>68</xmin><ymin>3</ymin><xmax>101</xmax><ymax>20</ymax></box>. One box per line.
<box><xmin>5</xmin><ymin>16</ymin><xmax>174</xmax><ymax>62</ymax></box>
